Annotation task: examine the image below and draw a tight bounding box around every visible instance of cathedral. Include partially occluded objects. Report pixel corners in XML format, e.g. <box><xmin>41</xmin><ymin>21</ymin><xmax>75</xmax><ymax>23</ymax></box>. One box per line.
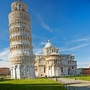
<box><xmin>8</xmin><ymin>0</ymin><xmax>77</xmax><ymax>79</ymax></box>
<box><xmin>35</xmin><ymin>40</ymin><xmax>77</xmax><ymax>77</ymax></box>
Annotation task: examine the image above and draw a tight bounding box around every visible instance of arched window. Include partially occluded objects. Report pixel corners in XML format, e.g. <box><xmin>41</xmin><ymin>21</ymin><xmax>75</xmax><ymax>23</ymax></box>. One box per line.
<box><xmin>72</xmin><ymin>67</ymin><xmax>74</xmax><ymax>69</ymax></box>
<box><xmin>15</xmin><ymin>7</ymin><xmax>17</xmax><ymax>10</ymax></box>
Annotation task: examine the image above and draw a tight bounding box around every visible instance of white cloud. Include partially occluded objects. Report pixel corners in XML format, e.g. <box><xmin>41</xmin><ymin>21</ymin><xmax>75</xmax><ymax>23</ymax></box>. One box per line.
<box><xmin>0</xmin><ymin>47</ymin><xmax>9</xmax><ymax>62</ymax></box>
<box><xmin>77</xmin><ymin>62</ymin><xmax>90</xmax><ymax>68</ymax></box>
<box><xmin>32</xmin><ymin>35</ymin><xmax>45</xmax><ymax>39</ymax></box>
<box><xmin>41</xmin><ymin>21</ymin><xmax>53</xmax><ymax>32</ymax></box>
<box><xmin>0</xmin><ymin>61</ymin><xmax>10</xmax><ymax>68</ymax></box>
<box><xmin>51</xmin><ymin>36</ymin><xmax>56</xmax><ymax>41</ymax></box>
<box><xmin>72</xmin><ymin>37</ymin><xmax>90</xmax><ymax>42</ymax></box>
<box><xmin>40</xmin><ymin>42</ymin><xmax>47</xmax><ymax>45</ymax></box>
<box><xmin>33</xmin><ymin>48</ymin><xmax>43</xmax><ymax>54</ymax></box>
<box><xmin>0</xmin><ymin>47</ymin><xmax>10</xmax><ymax>68</ymax></box>
<box><xmin>60</xmin><ymin>43</ymin><xmax>90</xmax><ymax>52</ymax></box>
<box><xmin>77</xmin><ymin>66</ymin><xmax>88</xmax><ymax>68</ymax></box>
<box><xmin>77</xmin><ymin>61</ymin><xmax>90</xmax><ymax>65</ymax></box>
<box><xmin>32</xmin><ymin>11</ymin><xmax>53</xmax><ymax>32</ymax></box>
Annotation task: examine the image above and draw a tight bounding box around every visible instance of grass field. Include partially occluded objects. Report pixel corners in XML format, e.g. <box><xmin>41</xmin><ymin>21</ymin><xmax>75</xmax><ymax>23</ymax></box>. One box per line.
<box><xmin>64</xmin><ymin>75</ymin><xmax>90</xmax><ymax>81</ymax></box>
<box><xmin>0</xmin><ymin>78</ymin><xmax>66</xmax><ymax>90</ymax></box>
<box><xmin>0</xmin><ymin>75</ymin><xmax>10</xmax><ymax>79</ymax></box>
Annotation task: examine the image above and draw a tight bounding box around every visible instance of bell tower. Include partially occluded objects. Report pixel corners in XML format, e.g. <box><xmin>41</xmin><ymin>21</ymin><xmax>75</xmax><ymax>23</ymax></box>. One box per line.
<box><xmin>8</xmin><ymin>0</ymin><xmax>35</xmax><ymax>79</ymax></box>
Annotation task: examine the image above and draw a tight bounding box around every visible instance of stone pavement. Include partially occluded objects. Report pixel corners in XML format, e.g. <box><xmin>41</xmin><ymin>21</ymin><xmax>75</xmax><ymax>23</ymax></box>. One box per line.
<box><xmin>51</xmin><ymin>78</ymin><xmax>90</xmax><ymax>90</ymax></box>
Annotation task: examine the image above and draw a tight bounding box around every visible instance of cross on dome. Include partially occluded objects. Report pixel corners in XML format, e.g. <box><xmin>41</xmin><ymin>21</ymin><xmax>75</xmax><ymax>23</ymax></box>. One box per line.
<box><xmin>48</xmin><ymin>40</ymin><xmax>50</xmax><ymax>43</ymax></box>
<box><xmin>45</xmin><ymin>40</ymin><xmax>52</xmax><ymax>48</ymax></box>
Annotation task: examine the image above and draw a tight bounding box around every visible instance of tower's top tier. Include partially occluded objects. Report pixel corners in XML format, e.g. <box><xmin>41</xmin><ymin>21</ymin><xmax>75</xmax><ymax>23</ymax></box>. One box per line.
<box><xmin>11</xmin><ymin>0</ymin><xmax>28</xmax><ymax>12</ymax></box>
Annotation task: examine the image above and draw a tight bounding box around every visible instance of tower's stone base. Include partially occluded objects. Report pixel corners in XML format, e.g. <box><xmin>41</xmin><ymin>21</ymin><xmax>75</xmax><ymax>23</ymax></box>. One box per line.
<box><xmin>11</xmin><ymin>64</ymin><xmax>35</xmax><ymax>79</ymax></box>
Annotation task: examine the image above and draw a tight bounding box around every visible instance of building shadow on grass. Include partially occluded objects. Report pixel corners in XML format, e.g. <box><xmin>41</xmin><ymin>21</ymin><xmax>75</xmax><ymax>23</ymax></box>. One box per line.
<box><xmin>0</xmin><ymin>83</ymin><xmax>66</xmax><ymax>90</ymax></box>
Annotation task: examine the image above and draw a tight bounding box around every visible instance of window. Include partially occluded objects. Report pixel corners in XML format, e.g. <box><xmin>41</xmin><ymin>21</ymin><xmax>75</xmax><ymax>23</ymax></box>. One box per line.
<box><xmin>44</xmin><ymin>67</ymin><xmax>45</xmax><ymax>73</ymax></box>
<box><xmin>61</xmin><ymin>67</ymin><xmax>63</xmax><ymax>73</ymax></box>
<box><xmin>49</xmin><ymin>66</ymin><xmax>50</xmax><ymax>70</ymax></box>
<box><xmin>15</xmin><ymin>7</ymin><xmax>17</xmax><ymax>10</ymax></box>
<box><xmin>56</xmin><ymin>60</ymin><xmax>57</xmax><ymax>63</ymax></box>
<box><xmin>56</xmin><ymin>50</ymin><xmax>58</xmax><ymax>53</ymax></box>
<box><xmin>72</xmin><ymin>67</ymin><xmax>74</xmax><ymax>69</ymax></box>
<box><xmin>22</xmin><ymin>9</ymin><xmax>25</xmax><ymax>11</ymax></box>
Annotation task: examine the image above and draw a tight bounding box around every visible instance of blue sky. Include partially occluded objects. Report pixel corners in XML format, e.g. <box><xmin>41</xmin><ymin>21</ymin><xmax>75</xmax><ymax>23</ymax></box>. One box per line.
<box><xmin>0</xmin><ymin>0</ymin><xmax>90</xmax><ymax>68</ymax></box>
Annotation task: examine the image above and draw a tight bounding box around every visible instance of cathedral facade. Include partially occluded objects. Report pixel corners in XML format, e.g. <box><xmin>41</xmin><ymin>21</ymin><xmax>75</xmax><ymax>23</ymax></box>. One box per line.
<box><xmin>35</xmin><ymin>40</ymin><xmax>77</xmax><ymax>77</ymax></box>
<box><xmin>8</xmin><ymin>0</ymin><xmax>35</xmax><ymax>79</ymax></box>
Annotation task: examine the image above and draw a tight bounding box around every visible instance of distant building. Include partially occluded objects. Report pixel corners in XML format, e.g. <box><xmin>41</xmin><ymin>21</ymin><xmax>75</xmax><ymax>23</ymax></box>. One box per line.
<box><xmin>0</xmin><ymin>68</ymin><xmax>10</xmax><ymax>76</ymax></box>
<box><xmin>82</xmin><ymin>68</ymin><xmax>90</xmax><ymax>75</ymax></box>
<box><xmin>35</xmin><ymin>40</ymin><xmax>77</xmax><ymax>77</ymax></box>
<box><xmin>77</xmin><ymin>64</ymin><xmax>90</xmax><ymax>75</ymax></box>
<box><xmin>77</xmin><ymin>68</ymin><xmax>82</xmax><ymax>75</ymax></box>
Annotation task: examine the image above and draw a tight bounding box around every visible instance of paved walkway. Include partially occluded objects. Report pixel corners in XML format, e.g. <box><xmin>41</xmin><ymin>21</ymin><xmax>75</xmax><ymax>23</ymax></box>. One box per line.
<box><xmin>51</xmin><ymin>78</ymin><xmax>90</xmax><ymax>90</ymax></box>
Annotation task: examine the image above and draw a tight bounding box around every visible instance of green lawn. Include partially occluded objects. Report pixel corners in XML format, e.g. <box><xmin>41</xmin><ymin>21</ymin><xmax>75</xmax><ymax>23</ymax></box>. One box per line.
<box><xmin>0</xmin><ymin>75</ymin><xmax>10</xmax><ymax>79</ymax></box>
<box><xmin>0</xmin><ymin>78</ymin><xmax>66</xmax><ymax>90</ymax></box>
<box><xmin>64</xmin><ymin>75</ymin><xmax>90</xmax><ymax>81</ymax></box>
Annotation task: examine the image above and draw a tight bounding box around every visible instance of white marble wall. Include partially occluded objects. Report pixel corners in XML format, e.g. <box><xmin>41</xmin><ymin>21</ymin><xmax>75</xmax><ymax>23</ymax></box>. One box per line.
<box><xmin>11</xmin><ymin>64</ymin><xmax>35</xmax><ymax>79</ymax></box>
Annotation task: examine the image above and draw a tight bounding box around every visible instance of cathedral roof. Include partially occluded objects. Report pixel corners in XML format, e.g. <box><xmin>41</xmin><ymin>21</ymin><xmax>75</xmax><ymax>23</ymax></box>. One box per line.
<box><xmin>45</xmin><ymin>40</ymin><xmax>52</xmax><ymax>48</ymax></box>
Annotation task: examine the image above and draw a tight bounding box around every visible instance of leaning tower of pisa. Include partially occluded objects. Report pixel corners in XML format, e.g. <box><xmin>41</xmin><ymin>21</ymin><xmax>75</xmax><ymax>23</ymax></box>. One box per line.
<box><xmin>8</xmin><ymin>0</ymin><xmax>35</xmax><ymax>79</ymax></box>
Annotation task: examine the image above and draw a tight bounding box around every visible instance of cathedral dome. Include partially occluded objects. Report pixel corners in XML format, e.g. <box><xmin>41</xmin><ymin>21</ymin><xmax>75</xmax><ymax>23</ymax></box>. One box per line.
<box><xmin>45</xmin><ymin>40</ymin><xmax>52</xmax><ymax>48</ymax></box>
